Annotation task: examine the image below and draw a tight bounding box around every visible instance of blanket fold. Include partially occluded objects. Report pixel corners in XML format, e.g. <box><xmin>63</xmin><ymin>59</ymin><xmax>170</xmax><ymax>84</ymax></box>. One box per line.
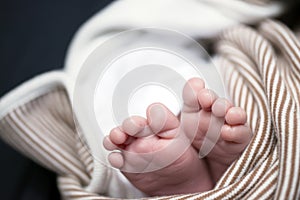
<box><xmin>0</xmin><ymin>20</ymin><xmax>299</xmax><ymax>200</ymax></box>
<box><xmin>0</xmin><ymin>0</ymin><xmax>299</xmax><ymax>199</ymax></box>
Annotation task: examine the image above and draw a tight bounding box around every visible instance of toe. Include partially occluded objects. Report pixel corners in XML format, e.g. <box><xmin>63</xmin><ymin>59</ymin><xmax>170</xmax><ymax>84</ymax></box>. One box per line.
<box><xmin>225</xmin><ymin>107</ymin><xmax>247</xmax><ymax>125</ymax></box>
<box><xmin>182</xmin><ymin>78</ymin><xmax>205</xmax><ymax>113</ymax></box>
<box><xmin>147</xmin><ymin>103</ymin><xmax>179</xmax><ymax>138</ymax></box>
<box><xmin>109</xmin><ymin>127</ymin><xmax>128</xmax><ymax>145</ymax></box>
<box><xmin>212</xmin><ymin>98</ymin><xmax>232</xmax><ymax>118</ymax></box>
<box><xmin>103</xmin><ymin>136</ymin><xmax>118</xmax><ymax>151</ymax></box>
<box><xmin>108</xmin><ymin>152</ymin><xmax>124</xmax><ymax>169</ymax></box>
<box><xmin>198</xmin><ymin>89</ymin><xmax>218</xmax><ymax>111</ymax></box>
<box><xmin>122</xmin><ymin>116</ymin><xmax>147</xmax><ymax>137</ymax></box>
<box><xmin>221</xmin><ymin>124</ymin><xmax>252</xmax><ymax>144</ymax></box>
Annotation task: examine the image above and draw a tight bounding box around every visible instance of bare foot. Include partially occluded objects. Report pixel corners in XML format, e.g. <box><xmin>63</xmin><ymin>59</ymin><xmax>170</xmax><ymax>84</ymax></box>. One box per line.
<box><xmin>182</xmin><ymin>78</ymin><xmax>252</xmax><ymax>183</ymax></box>
<box><xmin>103</xmin><ymin>78</ymin><xmax>252</xmax><ymax>195</ymax></box>
<box><xmin>103</xmin><ymin>103</ymin><xmax>212</xmax><ymax>195</ymax></box>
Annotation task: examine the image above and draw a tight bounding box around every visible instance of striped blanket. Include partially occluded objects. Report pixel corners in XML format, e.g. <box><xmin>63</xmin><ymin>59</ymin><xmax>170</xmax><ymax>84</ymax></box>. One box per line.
<box><xmin>0</xmin><ymin>20</ymin><xmax>299</xmax><ymax>199</ymax></box>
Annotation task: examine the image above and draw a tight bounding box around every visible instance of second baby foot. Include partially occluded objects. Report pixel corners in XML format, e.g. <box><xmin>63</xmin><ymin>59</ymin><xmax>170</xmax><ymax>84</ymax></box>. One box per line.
<box><xmin>182</xmin><ymin>78</ymin><xmax>253</xmax><ymax>183</ymax></box>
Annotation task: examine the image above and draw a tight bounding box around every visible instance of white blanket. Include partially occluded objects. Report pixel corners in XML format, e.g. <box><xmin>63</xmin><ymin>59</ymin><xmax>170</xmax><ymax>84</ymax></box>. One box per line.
<box><xmin>0</xmin><ymin>0</ymin><xmax>285</xmax><ymax>198</ymax></box>
<box><xmin>64</xmin><ymin>0</ymin><xmax>283</xmax><ymax>197</ymax></box>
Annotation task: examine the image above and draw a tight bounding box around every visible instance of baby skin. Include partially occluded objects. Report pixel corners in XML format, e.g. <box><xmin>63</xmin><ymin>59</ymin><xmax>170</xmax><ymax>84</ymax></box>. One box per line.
<box><xmin>103</xmin><ymin>78</ymin><xmax>252</xmax><ymax>196</ymax></box>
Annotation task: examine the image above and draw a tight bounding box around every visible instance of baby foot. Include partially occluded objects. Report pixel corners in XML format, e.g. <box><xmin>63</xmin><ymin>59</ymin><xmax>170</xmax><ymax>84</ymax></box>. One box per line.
<box><xmin>182</xmin><ymin>78</ymin><xmax>252</xmax><ymax>183</ymax></box>
<box><xmin>103</xmin><ymin>103</ymin><xmax>213</xmax><ymax>195</ymax></box>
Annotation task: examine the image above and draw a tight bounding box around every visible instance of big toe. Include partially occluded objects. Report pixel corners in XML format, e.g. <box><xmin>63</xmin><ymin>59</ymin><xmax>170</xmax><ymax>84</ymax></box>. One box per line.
<box><xmin>147</xmin><ymin>103</ymin><xmax>179</xmax><ymax>138</ymax></box>
<box><xmin>182</xmin><ymin>78</ymin><xmax>205</xmax><ymax>113</ymax></box>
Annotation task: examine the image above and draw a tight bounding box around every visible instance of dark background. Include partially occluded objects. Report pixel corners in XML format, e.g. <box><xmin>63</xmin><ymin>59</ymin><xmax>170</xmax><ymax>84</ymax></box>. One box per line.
<box><xmin>0</xmin><ymin>0</ymin><xmax>300</xmax><ymax>200</ymax></box>
<box><xmin>0</xmin><ymin>1</ymin><xmax>113</xmax><ymax>199</ymax></box>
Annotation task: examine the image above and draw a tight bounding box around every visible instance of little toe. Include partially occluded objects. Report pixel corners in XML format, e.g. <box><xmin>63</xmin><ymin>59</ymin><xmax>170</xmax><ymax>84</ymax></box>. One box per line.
<box><xmin>212</xmin><ymin>98</ymin><xmax>232</xmax><ymax>118</ymax></box>
<box><xmin>225</xmin><ymin>107</ymin><xmax>247</xmax><ymax>125</ymax></box>
<box><xmin>147</xmin><ymin>103</ymin><xmax>179</xmax><ymax>138</ymax></box>
<box><xmin>109</xmin><ymin>127</ymin><xmax>128</xmax><ymax>145</ymax></box>
<box><xmin>182</xmin><ymin>78</ymin><xmax>205</xmax><ymax>113</ymax></box>
<box><xmin>198</xmin><ymin>89</ymin><xmax>218</xmax><ymax>111</ymax></box>
<box><xmin>221</xmin><ymin>124</ymin><xmax>252</xmax><ymax>145</ymax></box>
<box><xmin>108</xmin><ymin>152</ymin><xmax>124</xmax><ymax>169</ymax></box>
<box><xmin>122</xmin><ymin>116</ymin><xmax>147</xmax><ymax>137</ymax></box>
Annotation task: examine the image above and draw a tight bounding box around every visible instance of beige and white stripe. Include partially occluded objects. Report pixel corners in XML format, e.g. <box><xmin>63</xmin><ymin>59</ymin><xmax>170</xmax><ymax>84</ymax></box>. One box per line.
<box><xmin>0</xmin><ymin>19</ymin><xmax>299</xmax><ymax>199</ymax></box>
